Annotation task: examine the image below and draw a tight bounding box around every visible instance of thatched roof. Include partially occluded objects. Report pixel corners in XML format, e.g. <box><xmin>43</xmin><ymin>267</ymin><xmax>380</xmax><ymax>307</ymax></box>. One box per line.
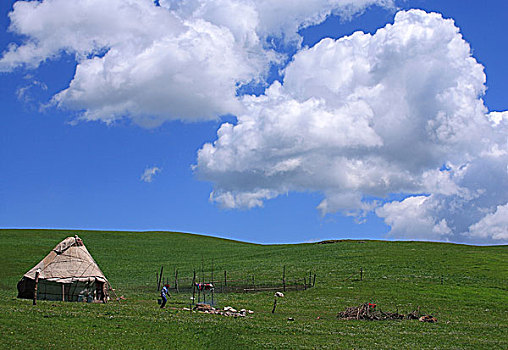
<box><xmin>24</xmin><ymin>235</ymin><xmax>107</xmax><ymax>284</ymax></box>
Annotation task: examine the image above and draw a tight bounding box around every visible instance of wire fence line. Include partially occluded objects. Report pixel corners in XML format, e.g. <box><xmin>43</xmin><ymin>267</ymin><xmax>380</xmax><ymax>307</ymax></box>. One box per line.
<box><xmin>155</xmin><ymin>266</ymin><xmax>317</xmax><ymax>294</ymax></box>
<box><xmin>154</xmin><ymin>265</ymin><xmax>501</xmax><ymax>296</ymax></box>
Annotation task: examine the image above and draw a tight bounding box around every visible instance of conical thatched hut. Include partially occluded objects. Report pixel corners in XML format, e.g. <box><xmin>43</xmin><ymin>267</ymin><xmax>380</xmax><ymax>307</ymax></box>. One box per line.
<box><xmin>17</xmin><ymin>235</ymin><xmax>110</xmax><ymax>302</ymax></box>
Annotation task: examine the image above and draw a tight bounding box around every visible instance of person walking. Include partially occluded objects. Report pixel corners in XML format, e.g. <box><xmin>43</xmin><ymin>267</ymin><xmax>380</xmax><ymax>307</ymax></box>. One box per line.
<box><xmin>160</xmin><ymin>284</ymin><xmax>170</xmax><ymax>308</ymax></box>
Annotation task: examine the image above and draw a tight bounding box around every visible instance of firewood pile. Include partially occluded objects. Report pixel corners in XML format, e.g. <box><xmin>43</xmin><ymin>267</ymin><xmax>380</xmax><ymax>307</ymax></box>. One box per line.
<box><xmin>337</xmin><ymin>303</ymin><xmax>436</xmax><ymax>322</ymax></box>
<box><xmin>188</xmin><ymin>303</ymin><xmax>254</xmax><ymax>317</ymax></box>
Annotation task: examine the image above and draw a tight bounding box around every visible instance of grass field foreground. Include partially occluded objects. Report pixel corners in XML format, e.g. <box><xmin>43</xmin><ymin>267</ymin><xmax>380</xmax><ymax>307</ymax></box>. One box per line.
<box><xmin>0</xmin><ymin>229</ymin><xmax>507</xmax><ymax>349</ymax></box>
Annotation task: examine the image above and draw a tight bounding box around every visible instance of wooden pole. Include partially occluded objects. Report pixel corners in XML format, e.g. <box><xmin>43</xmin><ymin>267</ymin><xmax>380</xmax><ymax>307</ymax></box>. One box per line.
<box><xmin>313</xmin><ymin>274</ymin><xmax>316</xmax><ymax>287</ymax></box>
<box><xmin>62</xmin><ymin>284</ymin><xmax>65</xmax><ymax>302</ymax></box>
<box><xmin>157</xmin><ymin>266</ymin><xmax>164</xmax><ymax>291</ymax></box>
<box><xmin>198</xmin><ymin>262</ymin><xmax>202</xmax><ymax>303</ymax></box>
<box><xmin>272</xmin><ymin>298</ymin><xmax>277</xmax><ymax>313</ymax></box>
<box><xmin>175</xmin><ymin>269</ymin><xmax>179</xmax><ymax>293</ymax></box>
<box><xmin>309</xmin><ymin>271</ymin><xmax>312</xmax><ymax>288</ymax></box>
<box><xmin>304</xmin><ymin>277</ymin><xmax>307</xmax><ymax>290</ymax></box>
<box><xmin>192</xmin><ymin>270</ymin><xmax>196</xmax><ymax>305</ymax></box>
<box><xmin>33</xmin><ymin>268</ymin><xmax>40</xmax><ymax>305</ymax></box>
<box><xmin>224</xmin><ymin>270</ymin><xmax>227</xmax><ymax>293</ymax></box>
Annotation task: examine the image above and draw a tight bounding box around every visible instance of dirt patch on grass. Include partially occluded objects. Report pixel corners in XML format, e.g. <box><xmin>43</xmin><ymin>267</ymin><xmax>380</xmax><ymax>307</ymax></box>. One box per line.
<box><xmin>337</xmin><ymin>303</ymin><xmax>436</xmax><ymax>322</ymax></box>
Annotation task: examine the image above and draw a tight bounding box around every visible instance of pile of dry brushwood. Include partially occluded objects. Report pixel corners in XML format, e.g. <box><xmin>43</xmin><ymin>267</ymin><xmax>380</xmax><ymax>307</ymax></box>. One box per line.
<box><xmin>186</xmin><ymin>303</ymin><xmax>254</xmax><ymax>318</ymax></box>
<box><xmin>337</xmin><ymin>303</ymin><xmax>436</xmax><ymax>322</ymax></box>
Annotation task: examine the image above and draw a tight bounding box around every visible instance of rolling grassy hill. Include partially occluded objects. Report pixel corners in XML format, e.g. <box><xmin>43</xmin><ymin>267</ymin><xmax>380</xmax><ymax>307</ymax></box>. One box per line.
<box><xmin>1</xmin><ymin>229</ymin><xmax>506</xmax><ymax>349</ymax></box>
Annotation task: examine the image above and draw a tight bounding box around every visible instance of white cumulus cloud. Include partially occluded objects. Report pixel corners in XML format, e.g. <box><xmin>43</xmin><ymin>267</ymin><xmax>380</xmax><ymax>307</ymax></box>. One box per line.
<box><xmin>0</xmin><ymin>0</ymin><xmax>392</xmax><ymax>126</ymax></box>
<box><xmin>141</xmin><ymin>166</ymin><xmax>161</xmax><ymax>183</ymax></box>
<box><xmin>375</xmin><ymin>196</ymin><xmax>452</xmax><ymax>241</ymax></box>
<box><xmin>468</xmin><ymin>203</ymin><xmax>508</xmax><ymax>241</ymax></box>
<box><xmin>196</xmin><ymin>9</ymin><xmax>508</xmax><ymax>243</ymax></box>
<box><xmin>161</xmin><ymin>0</ymin><xmax>395</xmax><ymax>43</ymax></box>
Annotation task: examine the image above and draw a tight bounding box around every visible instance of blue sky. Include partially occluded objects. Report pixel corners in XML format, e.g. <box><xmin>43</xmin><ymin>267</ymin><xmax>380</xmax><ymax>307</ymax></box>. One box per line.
<box><xmin>1</xmin><ymin>0</ymin><xmax>507</xmax><ymax>244</ymax></box>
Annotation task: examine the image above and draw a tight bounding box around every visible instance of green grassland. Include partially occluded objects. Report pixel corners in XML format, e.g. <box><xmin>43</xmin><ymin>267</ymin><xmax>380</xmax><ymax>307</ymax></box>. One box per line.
<box><xmin>0</xmin><ymin>229</ymin><xmax>506</xmax><ymax>349</ymax></box>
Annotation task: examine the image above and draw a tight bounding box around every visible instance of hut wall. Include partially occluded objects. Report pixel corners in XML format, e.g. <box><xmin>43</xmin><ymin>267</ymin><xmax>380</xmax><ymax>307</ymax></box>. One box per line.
<box><xmin>38</xmin><ymin>280</ymin><xmax>97</xmax><ymax>301</ymax></box>
<box><xmin>17</xmin><ymin>277</ymin><xmax>106</xmax><ymax>302</ymax></box>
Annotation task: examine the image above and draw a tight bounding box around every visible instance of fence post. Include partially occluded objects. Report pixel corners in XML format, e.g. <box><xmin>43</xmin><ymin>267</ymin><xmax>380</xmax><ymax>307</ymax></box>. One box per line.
<box><xmin>192</xmin><ymin>270</ymin><xmax>196</xmax><ymax>305</ymax></box>
<box><xmin>313</xmin><ymin>274</ymin><xmax>316</xmax><ymax>287</ymax></box>
<box><xmin>33</xmin><ymin>268</ymin><xmax>40</xmax><ymax>305</ymax></box>
<box><xmin>224</xmin><ymin>270</ymin><xmax>227</xmax><ymax>293</ymax></box>
<box><xmin>158</xmin><ymin>266</ymin><xmax>164</xmax><ymax>291</ymax></box>
<box><xmin>175</xmin><ymin>269</ymin><xmax>179</xmax><ymax>293</ymax></box>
